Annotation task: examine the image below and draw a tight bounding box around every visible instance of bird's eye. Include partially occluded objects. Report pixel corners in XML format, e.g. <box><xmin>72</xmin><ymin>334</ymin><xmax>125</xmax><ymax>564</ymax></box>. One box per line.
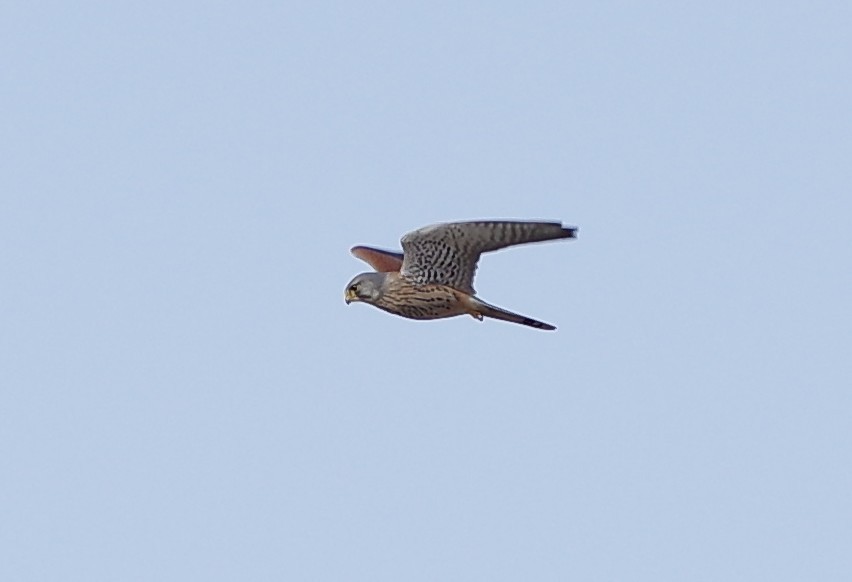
<box><xmin>349</xmin><ymin>285</ymin><xmax>358</xmax><ymax>293</ymax></box>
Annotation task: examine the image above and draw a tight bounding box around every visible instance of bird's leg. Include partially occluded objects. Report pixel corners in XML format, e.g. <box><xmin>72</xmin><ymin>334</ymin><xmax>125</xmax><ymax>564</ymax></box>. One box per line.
<box><xmin>459</xmin><ymin>294</ymin><xmax>485</xmax><ymax>321</ymax></box>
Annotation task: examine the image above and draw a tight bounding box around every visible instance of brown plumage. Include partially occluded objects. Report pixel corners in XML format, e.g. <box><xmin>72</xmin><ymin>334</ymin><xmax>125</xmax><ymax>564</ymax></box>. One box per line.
<box><xmin>344</xmin><ymin>220</ymin><xmax>577</xmax><ymax>330</ymax></box>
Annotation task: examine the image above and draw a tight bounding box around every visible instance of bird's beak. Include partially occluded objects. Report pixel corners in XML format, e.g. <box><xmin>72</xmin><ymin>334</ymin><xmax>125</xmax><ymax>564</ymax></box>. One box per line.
<box><xmin>344</xmin><ymin>289</ymin><xmax>356</xmax><ymax>304</ymax></box>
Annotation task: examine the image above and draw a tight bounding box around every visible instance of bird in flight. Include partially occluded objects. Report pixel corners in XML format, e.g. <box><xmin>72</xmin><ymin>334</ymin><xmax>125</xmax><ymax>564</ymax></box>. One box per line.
<box><xmin>344</xmin><ymin>220</ymin><xmax>577</xmax><ymax>330</ymax></box>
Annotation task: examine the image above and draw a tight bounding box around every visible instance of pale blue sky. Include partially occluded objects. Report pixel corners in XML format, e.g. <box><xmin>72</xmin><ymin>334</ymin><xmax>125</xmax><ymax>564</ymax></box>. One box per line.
<box><xmin>2</xmin><ymin>2</ymin><xmax>850</xmax><ymax>580</ymax></box>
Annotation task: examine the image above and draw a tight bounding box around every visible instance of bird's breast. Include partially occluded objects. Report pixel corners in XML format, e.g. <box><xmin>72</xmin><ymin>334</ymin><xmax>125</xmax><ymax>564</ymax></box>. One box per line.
<box><xmin>376</xmin><ymin>279</ymin><xmax>468</xmax><ymax>320</ymax></box>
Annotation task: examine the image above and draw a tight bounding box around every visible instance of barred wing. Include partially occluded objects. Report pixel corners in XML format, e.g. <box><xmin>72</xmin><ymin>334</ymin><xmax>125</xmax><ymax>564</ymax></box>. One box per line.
<box><xmin>400</xmin><ymin>220</ymin><xmax>576</xmax><ymax>294</ymax></box>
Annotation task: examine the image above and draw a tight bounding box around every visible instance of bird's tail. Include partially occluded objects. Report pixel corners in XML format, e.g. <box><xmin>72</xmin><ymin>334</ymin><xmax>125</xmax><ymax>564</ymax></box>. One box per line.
<box><xmin>467</xmin><ymin>296</ymin><xmax>556</xmax><ymax>331</ymax></box>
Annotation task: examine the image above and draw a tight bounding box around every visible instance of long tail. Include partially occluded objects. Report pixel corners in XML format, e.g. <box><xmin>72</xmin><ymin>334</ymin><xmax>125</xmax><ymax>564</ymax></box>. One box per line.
<box><xmin>467</xmin><ymin>296</ymin><xmax>556</xmax><ymax>331</ymax></box>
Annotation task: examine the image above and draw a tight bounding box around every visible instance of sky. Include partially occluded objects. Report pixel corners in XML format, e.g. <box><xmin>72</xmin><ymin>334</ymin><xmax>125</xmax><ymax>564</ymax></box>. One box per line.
<box><xmin>1</xmin><ymin>1</ymin><xmax>851</xmax><ymax>580</ymax></box>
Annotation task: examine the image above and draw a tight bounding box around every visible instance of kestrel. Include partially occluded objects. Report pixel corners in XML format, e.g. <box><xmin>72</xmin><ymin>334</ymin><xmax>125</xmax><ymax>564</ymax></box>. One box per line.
<box><xmin>344</xmin><ymin>220</ymin><xmax>577</xmax><ymax>331</ymax></box>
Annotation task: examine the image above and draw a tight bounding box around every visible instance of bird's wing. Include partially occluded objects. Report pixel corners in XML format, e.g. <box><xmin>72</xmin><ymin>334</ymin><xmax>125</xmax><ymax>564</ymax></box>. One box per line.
<box><xmin>400</xmin><ymin>220</ymin><xmax>577</xmax><ymax>294</ymax></box>
<box><xmin>350</xmin><ymin>246</ymin><xmax>405</xmax><ymax>272</ymax></box>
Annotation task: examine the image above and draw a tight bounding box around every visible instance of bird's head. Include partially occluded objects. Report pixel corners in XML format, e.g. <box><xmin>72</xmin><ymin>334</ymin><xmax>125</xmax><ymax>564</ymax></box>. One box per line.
<box><xmin>344</xmin><ymin>272</ymin><xmax>385</xmax><ymax>305</ymax></box>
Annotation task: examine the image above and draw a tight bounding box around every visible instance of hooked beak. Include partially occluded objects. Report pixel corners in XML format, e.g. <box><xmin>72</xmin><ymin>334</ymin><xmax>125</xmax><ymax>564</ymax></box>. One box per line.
<box><xmin>344</xmin><ymin>288</ymin><xmax>357</xmax><ymax>304</ymax></box>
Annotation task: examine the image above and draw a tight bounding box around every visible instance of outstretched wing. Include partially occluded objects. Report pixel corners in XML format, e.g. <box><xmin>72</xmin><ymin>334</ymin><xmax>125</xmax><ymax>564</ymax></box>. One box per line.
<box><xmin>400</xmin><ymin>220</ymin><xmax>576</xmax><ymax>294</ymax></box>
<box><xmin>350</xmin><ymin>246</ymin><xmax>405</xmax><ymax>272</ymax></box>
